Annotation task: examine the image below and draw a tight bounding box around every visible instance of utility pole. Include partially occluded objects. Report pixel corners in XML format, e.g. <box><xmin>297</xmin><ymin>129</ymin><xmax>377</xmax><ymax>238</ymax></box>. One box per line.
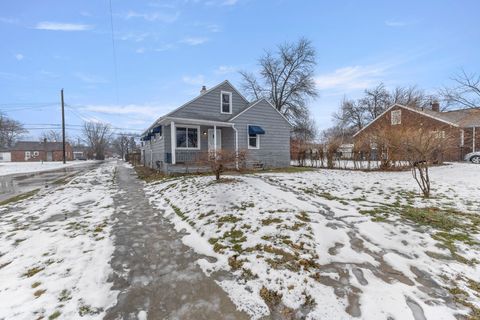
<box><xmin>61</xmin><ymin>89</ymin><xmax>66</xmax><ymax>164</ymax></box>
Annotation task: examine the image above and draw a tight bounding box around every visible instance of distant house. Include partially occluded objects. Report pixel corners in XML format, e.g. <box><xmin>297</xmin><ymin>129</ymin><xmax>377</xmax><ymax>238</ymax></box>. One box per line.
<box><xmin>0</xmin><ymin>148</ymin><xmax>11</xmax><ymax>162</ymax></box>
<box><xmin>11</xmin><ymin>141</ymin><xmax>73</xmax><ymax>162</ymax></box>
<box><xmin>353</xmin><ymin>102</ymin><xmax>480</xmax><ymax>161</ymax></box>
<box><xmin>140</xmin><ymin>80</ymin><xmax>292</xmax><ymax>173</ymax></box>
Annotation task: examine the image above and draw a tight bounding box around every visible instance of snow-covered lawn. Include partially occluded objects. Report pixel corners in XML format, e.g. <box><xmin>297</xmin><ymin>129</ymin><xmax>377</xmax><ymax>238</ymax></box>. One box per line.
<box><xmin>0</xmin><ymin>161</ymin><xmax>97</xmax><ymax>177</ymax></box>
<box><xmin>0</xmin><ymin>164</ymin><xmax>118</xmax><ymax>319</ymax></box>
<box><xmin>145</xmin><ymin>163</ymin><xmax>480</xmax><ymax>320</ymax></box>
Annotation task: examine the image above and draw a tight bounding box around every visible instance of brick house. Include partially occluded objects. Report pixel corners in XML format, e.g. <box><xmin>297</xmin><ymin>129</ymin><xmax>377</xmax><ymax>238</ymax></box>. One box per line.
<box><xmin>353</xmin><ymin>102</ymin><xmax>480</xmax><ymax>161</ymax></box>
<box><xmin>11</xmin><ymin>141</ymin><xmax>74</xmax><ymax>162</ymax></box>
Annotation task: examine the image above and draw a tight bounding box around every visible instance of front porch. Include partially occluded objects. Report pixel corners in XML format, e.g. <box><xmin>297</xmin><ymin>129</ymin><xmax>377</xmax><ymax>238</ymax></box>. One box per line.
<box><xmin>164</xmin><ymin>117</ymin><xmax>237</xmax><ymax>168</ymax></box>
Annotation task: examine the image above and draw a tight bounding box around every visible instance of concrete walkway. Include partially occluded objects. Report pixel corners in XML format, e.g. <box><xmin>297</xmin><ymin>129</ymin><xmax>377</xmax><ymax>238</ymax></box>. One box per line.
<box><xmin>105</xmin><ymin>163</ymin><xmax>247</xmax><ymax>320</ymax></box>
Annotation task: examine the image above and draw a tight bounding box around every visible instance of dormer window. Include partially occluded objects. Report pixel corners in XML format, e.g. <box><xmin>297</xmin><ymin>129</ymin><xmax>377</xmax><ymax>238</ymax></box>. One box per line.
<box><xmin>220</xmin><ymin>91</ymin><xmax>232</xmax><ymax>114</ymax></box>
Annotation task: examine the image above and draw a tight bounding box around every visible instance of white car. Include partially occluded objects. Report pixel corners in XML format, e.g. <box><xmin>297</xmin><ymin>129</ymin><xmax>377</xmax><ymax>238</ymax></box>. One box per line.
<box><xmin>465</xmin><ymin>151</ymin><xmax>480</xmax><ymax>164</ymax></box>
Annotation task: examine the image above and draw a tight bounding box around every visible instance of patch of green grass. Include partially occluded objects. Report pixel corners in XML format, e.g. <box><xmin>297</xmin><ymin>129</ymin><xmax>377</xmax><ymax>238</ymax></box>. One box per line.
<box><xmin>231</xmin><ymin>201</ymin><xmax>255</xmax><ymax>210</ymax></box>
<box><xmin>48</xmin><ymin>310</ymin><xmax>61</xmax><ymax>320</ymax></box>
<box><xmin>262</xmin><ymin>218</ymin><xmax>283</xmax><ymax>226</ymax></box>
<box><xmin>58</xmin><ymin>289</ymin><xmax>72</xmax><ymax>302</ymax></box>
<box><xmin>31</xmin><ymin>281</ymin><xmax>41</xmax><ymax>288</ymax></box>
<box><xmin>0</xmin><ymin>189</ymin><xmax>39</xmax><ymax>206</ymax></box>
<box><xmin>23</xmin><ymin>266</ymin><xmax>45</xmax><ymax>278</ymax></box>
<box><xmin>295</xmin><ymin>211</ymin><xmax>310</xmax><ymax>222</ymax></box>
<box><xmin>33</xmin><ymin>289</ymin><xmax>46</xmax><ymax>298</ymax></box>
<box><xmin>213</xmin><ymin>243</ymin><xmax>226</xmax><ymax>253</ymax></box>
<box><xmin>171</xmin><ymin>204</ymin><xmax>187</xmax><ymax>220</ymax></box>
<box><xmin>259</xmin><ymin>286</ymin><xmax>283</xmax><ymax>305</ymax></box>
<box><xmin>401</xmin><ymin>207</ymin><xmax>463</xmax><ymax>231</ymax></box>
<box><xmin>218</xmin><ymin>214</ymin><xmax>241</xmax><ymax>224</ymax></box>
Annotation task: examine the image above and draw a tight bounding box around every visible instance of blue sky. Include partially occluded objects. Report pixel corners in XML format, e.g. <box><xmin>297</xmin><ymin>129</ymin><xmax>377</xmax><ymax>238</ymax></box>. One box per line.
<box><xmin>0</xmin><ymin>0</ymin><xmax>479</xmax><ymax>139</ymax></box>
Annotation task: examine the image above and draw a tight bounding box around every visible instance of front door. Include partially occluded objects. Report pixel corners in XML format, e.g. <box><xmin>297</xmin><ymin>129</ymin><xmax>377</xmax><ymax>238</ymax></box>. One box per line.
<box><xmin>208</xmin><ymin>129</ymin><xmax>222</xmax><ymax>152</ymax></box>
<box><xmin>47</xmin><ymin>152</ymin><xmax>53</xmax><ymax>161</ymax></box>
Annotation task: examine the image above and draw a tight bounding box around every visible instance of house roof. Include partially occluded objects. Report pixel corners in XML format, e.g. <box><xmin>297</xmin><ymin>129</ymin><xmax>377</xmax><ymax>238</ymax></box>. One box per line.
<box><xmin>142</xmin><ymin>80</ymin><xmax>249</xmax><ymax>135</ymax></box>
<box><xmin>353</xmin><ymin>104</ymin><xmax>480</xmax><ymax>137</ymax></box>
<box><xmin>419</xmin><ymin>107</ymin><xmax>480</xmax><ymax>127</ymax></box>
<box><xmin>12</xmin><ymin>141</ymin><xmax>69</xmax><ymax>151</ymax></box>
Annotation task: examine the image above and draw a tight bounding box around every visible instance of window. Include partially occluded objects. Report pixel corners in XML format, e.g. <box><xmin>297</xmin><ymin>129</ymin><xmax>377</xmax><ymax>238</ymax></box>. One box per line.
<box><xmin>33</xmin><ymin>151</ymin><xmax>39</xmax><ymax>156</ymax></box>
<box><xmin>434</xmin><ymin>130</ymin><xmax>446</xmax><ymax>139</ymax></box>
<box><xmin>176</xmin><ymin>126</ymin><xmax>199</xmax><ymax>149</ymax></box>
<box><xmin>220</xmin><ymin>91</ymin><xmax>232</xmax><ymax>114</ymax></box>
<box><xmin>248</xmin><ymin>134</ymin><xmax>259</xmax><ymax>149</ymax></box>
<box><xmin>391</xmin><ymin>110</ymin><xmax>401</xmax><ymax>125</ymax></box>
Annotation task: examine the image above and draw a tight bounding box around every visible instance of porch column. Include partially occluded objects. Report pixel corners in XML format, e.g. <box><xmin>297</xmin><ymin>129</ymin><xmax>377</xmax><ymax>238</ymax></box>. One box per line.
<box><xmin>171</xmin><ymin>121</ymin><xmax>176</xmax><ymax>164</ymax></box>
<box><xmin>474</xmin><ymin>127</ymin><xmax>476</xmax><ymax>152</ymax></box>
<box><xmin>233</xmin><ymin>125</ymin><xmax>239</xmax><ymax>170</ymax></box>
<box><xmin>213</xmin><ymin>124</ymin><xmax>217</xmax><ymax>156</ymax></box>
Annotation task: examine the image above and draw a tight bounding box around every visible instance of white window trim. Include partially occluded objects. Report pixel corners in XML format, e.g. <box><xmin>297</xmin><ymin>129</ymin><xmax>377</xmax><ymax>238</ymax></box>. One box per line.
<box><xmin>175</xmin><ymin>125</ymin><xmax>201</xmax><ymax>150</ymax></box>
<box><xmin>33</xmin><ymin>151</ymin><xmax>39</xmax><ymax>156</ymax></box>
<box><xmin>247</xmin><ymin>124</ymin><xmax>260</xmax><ymax>149</ymax></box>
<box><xmin>220</xmin><ymin>91</ymin><xmax>233</xmax><ymax>114</ymax></box>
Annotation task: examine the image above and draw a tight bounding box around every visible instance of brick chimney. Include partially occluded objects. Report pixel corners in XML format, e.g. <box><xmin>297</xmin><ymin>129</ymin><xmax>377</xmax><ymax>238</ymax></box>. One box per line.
<box><xmin>200</xmin><ymin>85</ymin><xmax>207</xmax><ymax>95</ymax></box>
<box><xmin>431</xmin><ymin>100</ymin><xmax>440</xmax><ymax>112</ymax></box>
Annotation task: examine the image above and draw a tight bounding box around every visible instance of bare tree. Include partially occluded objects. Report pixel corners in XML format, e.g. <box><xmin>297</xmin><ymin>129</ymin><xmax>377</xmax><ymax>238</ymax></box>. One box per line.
<box><xmin>240</xmin><ymin>38</ymin><xmax>318</xmax><ymax>129</ymax></box>
<box><xmin>361</xmin><ymin>83</ymin><xmax>391</xmax><ymax>120</ymax></box>
<box><xmin>196</xmin><ymin>150</ymin><xmax>247</xmax><ymax>180</ymax></box>
<box><xmin>440</xmin><ymin>69</ymin><xmax>480</xmax><ymax>109</ymax></box>
<box><xmin>333</xmin><ymin>83</ymin><xmax>436</xmax><ymax>138</ymax></box>
<box><xmin>112</xmin><ymin>133</ymin><xmax>130</xmax><ymax>160</ymax></box>
<box><xmin>403</xmin><ymin>128</ymin><xmax>454</xmax><ymax>198</ymax></box>
<box><xmin>82</xmin><ymin>121</ymin><xmax>112</xmax><ymax>160</ymax></box>
<box><xmin>0</xmin><ymin>113</ymin><xmax>26</xmax><ymax>148</ymax></box>
<box><xmin>40</xmin><ymin>130</ymin><xmax>62</xmax><ymax>142</ymax></box>
<box><xmin>333</xmin><ymin>97</ymin><xmax>366</xmax><ymax>131</ymax></box>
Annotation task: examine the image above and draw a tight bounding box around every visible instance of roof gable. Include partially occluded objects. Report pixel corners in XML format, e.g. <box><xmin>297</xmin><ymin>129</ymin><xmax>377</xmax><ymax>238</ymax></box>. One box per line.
<box><xmin>228</xmin><ymin>98</ymin><xmax>293</xmax><ymax>127</ymax></box>
<box><xmin>229</xmin><ymin>98</ymin><xmax>293</xmax><ymax>127</ymax></box>
<box><xmin>353</xmin><ymin>104</ymin><xmax>459</xmax><ymax>137</ymax></box>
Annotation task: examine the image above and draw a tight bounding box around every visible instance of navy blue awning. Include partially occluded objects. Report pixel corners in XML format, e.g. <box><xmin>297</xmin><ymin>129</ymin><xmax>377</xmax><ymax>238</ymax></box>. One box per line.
<box><xmin>248</xmin><ymin>125</ymin><xmax>265</xmax><ymax>135</ymax></box>
<box><xmin>152</xmin><ymin>126</ymin><xmax>162</xmax><ymax>134</ymax></box>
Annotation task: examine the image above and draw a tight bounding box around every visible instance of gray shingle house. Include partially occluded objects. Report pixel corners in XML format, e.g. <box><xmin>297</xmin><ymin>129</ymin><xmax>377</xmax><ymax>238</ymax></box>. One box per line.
<box><xmin>140</xmin><ymin>80</ymin><xmax>292</xmax><ymax>173</ymax></box>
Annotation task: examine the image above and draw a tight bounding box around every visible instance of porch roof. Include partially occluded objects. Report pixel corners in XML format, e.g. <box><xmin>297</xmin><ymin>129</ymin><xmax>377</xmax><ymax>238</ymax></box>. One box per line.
<box><xmin>158</xmin><ymin>117</ymin><xmax>235</xmax><ymax>127</ymax></box>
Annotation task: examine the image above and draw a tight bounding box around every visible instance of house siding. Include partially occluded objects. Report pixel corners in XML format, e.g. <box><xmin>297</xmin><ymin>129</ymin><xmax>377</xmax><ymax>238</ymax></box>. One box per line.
<box><xmin>232</xmin><ymin>100</ymin><xmax>291</xmax><ymax>168</ymax></box>
<box><xmin>168</xmin><ymin>82</ymin><xmax>249</xmax><ymax>122</ymax></box>
<box><xmin>10</xmin><ymin>145</ymin><xmax>73</xmax><ymax>162</ymax></box>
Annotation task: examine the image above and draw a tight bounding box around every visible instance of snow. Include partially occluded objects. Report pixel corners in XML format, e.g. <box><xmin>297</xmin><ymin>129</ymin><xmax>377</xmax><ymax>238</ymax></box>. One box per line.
<box><xmin>145</xmin><ymin>163</ymin><xmax>480</xmax><ymax>320</ymax></box>
<box><xmin>0</xmin><ymin>160</ymin><xmax>97</xmax><ymax>176</ymax></box>
<box><xmin>0</xmin><ymin>164</ymin><xmax>118</xmax><ymax>319</ymax></box>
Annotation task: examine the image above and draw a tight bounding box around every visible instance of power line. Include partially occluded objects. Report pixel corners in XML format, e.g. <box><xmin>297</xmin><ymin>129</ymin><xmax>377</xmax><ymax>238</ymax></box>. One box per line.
<box><xmin>108</xmin><ymin>0</ymin><xmax>120</xmax><ymax>104</ymax></box>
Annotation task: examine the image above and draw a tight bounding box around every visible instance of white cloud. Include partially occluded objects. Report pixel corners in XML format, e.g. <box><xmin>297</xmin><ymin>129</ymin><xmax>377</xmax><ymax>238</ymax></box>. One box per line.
<box><xmin>182</xmin><ymin>75</ymin><xmax>205</xmax><ymax>86</ymax></box>
<box><xmin>14</xmin><ymin>53</ymin><xmax>24</xmax><ymax>61</ymax></box>
<box><xmin>136</xmin><ymin>47</ymin><xmax>146</xmax><ymax>54</ymax></box>
<box><xmin>207</xmin><ymin>24</ymin><xmax>221</xmax><ymax>33</ymax></box>
<box><xmin>315</xmin><ymin>64</ymin><xmax>389</xmax><ymax>91</ymax></box>
<box><xmin>215</xmin><ymin>65</ymin><xmax>236</xmax><ymax>75</ymax></box>
<box><xmin>385</xmin><ymin>20</ymin><xmax>409</xmax><ymax>27</ymax></box>
<box><xmin>81</xmin><ymin>104</ymin><xmax>165</xmax><ymax>117</ymax></box>
<box><xmin>74</xmin><ymin>72</ymin><xmax>108</xmax><ymax>84</ymax></box>
<box><xmin>123</xmin><ymin>11</ymin><xmax>179</xmax><ymax>23</ymax></box>
<box><xmin>222</xmin><ymin>0</ymin><xmax>239</xmax><ymax>5</ymax></box>
<box><xmin>181</xmin><ymin>37</ymin><xmax>209</xmax><ymax>46</ymax></box>
<box><xmin>35</xmin><ymin>22</ymin><xmax>93</xmax><ymax>31</ymax></box>
<box><xmin>155</xmin><ymin>43</ymin><xmax>176</xmax><ymax>52</ymax></box>
<box><xmin>118</xmin><ymin>32</ymin><xmax>151</xmax><ymax>42</ymax></box>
